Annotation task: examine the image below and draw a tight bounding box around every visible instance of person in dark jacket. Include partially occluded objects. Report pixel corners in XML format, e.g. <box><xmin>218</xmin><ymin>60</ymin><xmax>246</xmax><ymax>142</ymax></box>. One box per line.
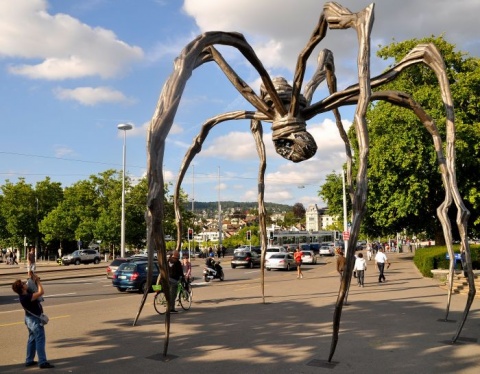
<box><xmin>12</xmin><ymin>274</ymin><xmax>54</xmax><ymax>369</ymax></box>
<box><xmin>168</xmin><ymin>250</ymin><xmax>184</xmax><ymax>313</ymax></box>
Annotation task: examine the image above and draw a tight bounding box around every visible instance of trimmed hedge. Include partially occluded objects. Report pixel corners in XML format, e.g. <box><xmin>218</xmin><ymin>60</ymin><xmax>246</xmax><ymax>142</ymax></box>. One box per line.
<box><xmin>413</xmin><ymin>245</ymin><xmax>480</xmax><ymax>277</ymax></box>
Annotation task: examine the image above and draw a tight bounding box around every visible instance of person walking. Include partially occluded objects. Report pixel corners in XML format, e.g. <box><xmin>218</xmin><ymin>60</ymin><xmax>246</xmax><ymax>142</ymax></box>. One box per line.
<box><xmin>294</xmin><ymin>246</ymin><xmax>303</xmax><ymax>279</ymax></box>
<box><xmin>12</xmin><ymin>274</ymin><xmax>54</xmax><ymax>369</ymax></box>
<box><xmin>27</xmin><ymin>247</ymin><xmax>36</xmax><ymax>273</ymax></box>
<box><xmin>336</xmin><ymin>249</ymin><xmax>346</xmax><ymax>280</ymax></box>
<box><xmin>366</xmin><ymin>243</ymin><xmax>372</xmax><ymax>261</ymax></box>
<box><xmin>354</xmin><ymin>252</ymin><xmax>367</xmax><ymax>287</ymax></box>
<box><xmin>168</xmin><ymin>250</ymin><xmax>184</xmax><ymax>313</ymax></box>
<box><xmin>375</xmin><ymin>247</ymin><xmax>390</xmax><ymax>283</ymax></box>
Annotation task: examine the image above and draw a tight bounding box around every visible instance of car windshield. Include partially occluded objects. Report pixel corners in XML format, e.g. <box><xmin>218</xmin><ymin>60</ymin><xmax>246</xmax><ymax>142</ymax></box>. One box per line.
<box><xmin>235</xmin><ymin>253</ymin><xmax>250</xmax><ymax>258</ymax></box>
<box><xmin>302</xmin><ymin>251</ymin><xmax>311</xmax><ymax>256</ymax></box>
<box><xmin>267</xmin><ymin>248</ymin><xmax>280</xmax><ymax>253</ymax></box>
<box><xmin>269</xmin><ymin>254</ymin><xmax>286</xmax><ymax>259</ymax></box>
<box><xmin>119</xmin><ymin>263</ymin><xmax>138</xmax><ymax>271</ymax></box>
<box><xmin>110</xmin><ymin>259</ymin><xmax>126</xmax><ymax>266</ymax></box>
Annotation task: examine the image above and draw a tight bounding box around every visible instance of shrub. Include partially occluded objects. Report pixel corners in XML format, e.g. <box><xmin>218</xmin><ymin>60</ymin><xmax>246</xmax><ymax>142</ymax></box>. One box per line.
<box><xmin>413</xmin><ymin>244</ymin><xmax>480</xmax><ymax>277</ymax></box>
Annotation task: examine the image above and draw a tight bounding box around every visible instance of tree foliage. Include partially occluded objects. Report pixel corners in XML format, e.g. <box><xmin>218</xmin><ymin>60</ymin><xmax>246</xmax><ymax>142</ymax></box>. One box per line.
<box><xmin>320</xmin><ymin>36</ymin><xmax>480</xmax><ymax>240</ymax></box>
<box><xmin>1</xmin><ymin>170</ymin><xmax>194</xmax><ymax>254</ymax></box>
<box><xmin>292</xmin><ymin>203</ymin><xmax>306</xmax><ymax>219</ymax></box>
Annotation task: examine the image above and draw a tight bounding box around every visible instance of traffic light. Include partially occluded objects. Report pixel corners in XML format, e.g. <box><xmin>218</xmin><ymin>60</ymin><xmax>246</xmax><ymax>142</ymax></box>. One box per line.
<box><xmin>188</xmin><ymin>228</ymin><xmax>193</xmax><ymax>241</ymax></box>
<box><xmin>246</xmin><ymin>230</ymin><xmax>251</xmax><ymax>241</ymax></box>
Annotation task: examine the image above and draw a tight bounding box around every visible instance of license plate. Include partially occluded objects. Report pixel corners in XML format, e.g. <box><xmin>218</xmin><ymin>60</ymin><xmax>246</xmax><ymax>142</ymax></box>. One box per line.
<box><xmin>118</xmin><ymin>275</ymin><xmax>127</xmax><ymax>279</ymax></box>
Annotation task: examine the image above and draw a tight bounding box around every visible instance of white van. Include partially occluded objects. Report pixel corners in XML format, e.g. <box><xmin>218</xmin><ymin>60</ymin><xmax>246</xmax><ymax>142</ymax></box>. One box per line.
<box><xmin>265</xmin><ymin>246</ymin><xmax>288</xmax><ymax>259</ymax></box>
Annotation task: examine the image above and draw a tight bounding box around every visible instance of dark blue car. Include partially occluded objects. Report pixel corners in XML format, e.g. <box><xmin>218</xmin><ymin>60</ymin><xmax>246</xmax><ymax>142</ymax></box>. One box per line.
<box><xmin>112</xmin><ymin>261</ymin><xmax>160</xmax><ymax>293</ymax></box>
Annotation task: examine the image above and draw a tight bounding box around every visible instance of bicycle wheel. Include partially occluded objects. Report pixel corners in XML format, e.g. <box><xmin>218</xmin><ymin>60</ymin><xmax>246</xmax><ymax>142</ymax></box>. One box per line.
<box><xmin>185</xmin><ymin>282</ymin><xmax>193</xmax><ymax>300</ymax></box>
<box><xmin>154</xmin><ymin>291</ymin><xmax>167</xmax><ymax>315</ymax></box>
<box><xmin>179</xmin><ymin>289</ymin><xmax>192</xmax><ymax>310</ymax></box>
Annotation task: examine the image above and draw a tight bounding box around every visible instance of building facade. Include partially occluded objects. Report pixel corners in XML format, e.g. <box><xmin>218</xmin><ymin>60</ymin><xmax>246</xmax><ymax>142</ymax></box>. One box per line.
<box><xmin>305</xmin><ymin>204</ymin><xmax>336</xmax><ymax>231</ymax></box>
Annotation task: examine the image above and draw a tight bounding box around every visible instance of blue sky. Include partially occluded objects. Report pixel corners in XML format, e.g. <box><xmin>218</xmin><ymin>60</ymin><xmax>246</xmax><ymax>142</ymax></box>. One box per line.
<box><xmin>1</xmin><ymin>0</ymin><xmax>480</xmax><ymax>208</ymax></box>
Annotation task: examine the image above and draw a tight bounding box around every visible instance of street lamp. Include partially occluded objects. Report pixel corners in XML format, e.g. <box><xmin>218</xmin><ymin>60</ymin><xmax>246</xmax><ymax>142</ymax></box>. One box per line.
<box><xmin>118</xmin><ymin>123</ymin><xmax>133</xmax><ymax>258</ymax></box>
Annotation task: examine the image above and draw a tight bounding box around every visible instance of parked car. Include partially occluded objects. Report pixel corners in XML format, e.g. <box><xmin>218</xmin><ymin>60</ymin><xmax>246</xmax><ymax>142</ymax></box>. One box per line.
<box><xmin>319</xmin><ymin>245</ymin><xmax>335</xmax><ymax>256</ymax></box>
<box><xmin>231</xmin><ymin>251</ymin><xmax>261</xmax><ymax>269</ymax></box>
<box><xmin>265</xmin><ymin>246</ymin><xmax>288</xmax><ymax>260</ymax></box>
<box><xmin>250</xmin><ymin>246</ymin><xmax>262</xmax><ymax>255</ymax></box>
<box><xmin>106</xmin><ymin>258</ymin><xmax>130</xmax><ymax>279</ymax></box>
<box><xmin>234</xmin><ymin>245</ymin><xmax>261</xmax><ymax>255</ymax></box>
<box><xmin>301</xmin><ymin>250</ymin><xmax>317</xmax><ymax>264</ymax></box>
<box><xmin>112</xmin><ymin>261</ymin><xmax>160</xmax><ymax>293</ymax></box>
<box><xmin>62</xmin><ymin>249</ymin><xmax>101</xmax><ymax>265</ymax></box>
<box><xmin>265</xmin><ymin>253</ymin><xmax>296</xmax><ymax>271</ymax></box>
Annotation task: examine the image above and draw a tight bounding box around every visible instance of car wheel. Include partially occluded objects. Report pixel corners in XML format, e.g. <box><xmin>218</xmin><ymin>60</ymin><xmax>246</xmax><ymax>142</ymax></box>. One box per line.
<box><xmin>204</xmin><ymin>275</ymin><xmax>210</xmax><ymax>282</ymax></box>
<box><xmin>266</xmin><ymin>268</ymin><xmax>271</xmax><ymax>271</ymax></box>
<box><xmin>139</xmin><ymin>282</ymin><xmax>148</xmax><ymax>294</ymax></box>
<box><xmin>231</xmin><ymin>264</ymin><xmax>236</xmax><ymax>269</ymax></box>
<box><xmin>219</xmin><ymin>270</ymin><xmax>224</xmax><ymax>281</ymax></box>
<box><xmin>75</xmin><ymin>259</ymin><xmax>81</xmax><ymax>265</ymax></box>
<box><xmin>94</xmin><ymin>258</ymin><xmax>100</xmax><ymax>264</ymax></box>
<box><xmin>286</xmin><ymin>264</ymin><xmax>290</xmax><ymax>271</ymax></box>
<box><xmin>249</xmin><ymin>261</ymin><xmax>254</xmax><ymax>269</ymax></box>
<box><xmin>117</xmin><ymin>288</ymin><xmax>126</xmax><ymax>292</ymax></box>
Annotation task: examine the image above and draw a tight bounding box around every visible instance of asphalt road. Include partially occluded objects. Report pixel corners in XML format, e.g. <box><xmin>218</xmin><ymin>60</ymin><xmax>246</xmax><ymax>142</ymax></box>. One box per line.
<box><xmin>0</xmin><ymin>256</ymin><xmax>328</xmax><ymax>311</ymax></box>
<box><xmin>1</xmin><ymin>253</ymin><xmax>480</xmax><ymax>374</ymax></box>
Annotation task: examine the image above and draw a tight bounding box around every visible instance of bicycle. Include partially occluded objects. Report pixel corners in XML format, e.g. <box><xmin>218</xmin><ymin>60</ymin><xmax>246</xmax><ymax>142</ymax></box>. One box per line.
<box><xmin>153</xmin><ymin>279</ymin><xmax>192</xmax><ymax>315</ymax></box>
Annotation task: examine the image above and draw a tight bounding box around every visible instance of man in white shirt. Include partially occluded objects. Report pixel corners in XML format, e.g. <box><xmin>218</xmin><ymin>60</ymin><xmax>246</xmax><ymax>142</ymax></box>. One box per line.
<box><xmin>375</xmin><ymin>248</ymin><xmax>390</xmax><ymax>283</ymax></box>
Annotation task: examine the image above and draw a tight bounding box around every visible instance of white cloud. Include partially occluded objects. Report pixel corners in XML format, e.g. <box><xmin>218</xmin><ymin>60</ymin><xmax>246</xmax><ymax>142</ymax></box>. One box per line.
<box><xmin>200</xmin><ymin>131</ymin><xmax>258</xmax><ymax>160</ymax></box>
<box><xmin>53</xmin><ymin>145</ymin><xmax>75</xmax><ymax>158</ymax></box>
<box><xmin>0</xmin><ymin>0</ymin><xmax>143</xmax><ymax>80</ymax></box>
<box><xmin>183</xmin><ymin>0</ymin><xmax>480</xmax><ymax>81</ymax></box>
<box><xmin>53</xmin><ymin>86</ymin><xmax>134</xmax><ymax>106</ymax></box>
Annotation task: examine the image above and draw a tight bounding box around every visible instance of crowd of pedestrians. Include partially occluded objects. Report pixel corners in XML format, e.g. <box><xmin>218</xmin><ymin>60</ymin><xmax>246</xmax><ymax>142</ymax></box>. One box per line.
<box><xmin>335</xmin><ymin>242</ymin><xmax>392</xmax><ymax>287</ymax></box>
<box><xmin>2</xmin><ymin>248</ymin><xmax>19</xmax><ymax>265</ymax></box>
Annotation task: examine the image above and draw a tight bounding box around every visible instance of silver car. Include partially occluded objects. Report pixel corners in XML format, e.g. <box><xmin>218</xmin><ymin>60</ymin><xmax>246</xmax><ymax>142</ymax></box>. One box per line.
<box><xmin>265</xmin><ymin>253</ymin><xmax>295</xmax><ymax>271</ymax></box>
<box><xmin>319</xmin><ymin>245</ymin><xmax>335</xmax><ymax>256</ymax></box>
<box><xmin>301</xmin><ymin>250</ymin><xmax>317</xmax><ymax>264</ymax></box>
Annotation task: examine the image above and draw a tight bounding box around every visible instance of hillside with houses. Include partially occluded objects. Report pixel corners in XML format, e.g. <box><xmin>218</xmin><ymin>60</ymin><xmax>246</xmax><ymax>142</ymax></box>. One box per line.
<box><xmin>187</xmin><ymin>202</ymin><xmax>335</xmax><ymax>244</ymax></box>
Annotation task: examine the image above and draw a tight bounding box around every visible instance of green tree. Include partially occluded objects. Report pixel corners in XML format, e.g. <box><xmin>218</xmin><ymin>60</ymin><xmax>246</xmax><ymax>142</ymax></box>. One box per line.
<box><xmin>292</xmin><ymin>202</ymin><xmax>306</xmax><ymax>219</ymax></box>
<box><xmin>319</xmin><ymin>172</ymin><xmax>345</xmax><ymax>220</ymax></box>
<box><xmin>0</xmin><ymin>178</ymin><xmax>37</xmax><ymax>248</ymax></box>
<box><xmin>40</xmin><ymin>179</ymin><xmax>98</xmax><ymax>250</ymax></box>
<box><xmin>321</xmin><ymin>36</ymin><xmax>480</xmax><ymax>241</ymax></box>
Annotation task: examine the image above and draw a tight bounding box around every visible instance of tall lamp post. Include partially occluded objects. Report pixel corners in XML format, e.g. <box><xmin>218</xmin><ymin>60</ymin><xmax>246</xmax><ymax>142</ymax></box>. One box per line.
<box><xmin>118</xmin><ymin>123</ymin><xmax>133</xmax><ymax>258</ymax></box>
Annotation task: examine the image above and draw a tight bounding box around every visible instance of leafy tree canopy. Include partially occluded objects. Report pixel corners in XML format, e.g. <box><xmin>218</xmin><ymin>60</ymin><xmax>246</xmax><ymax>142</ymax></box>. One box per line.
<box><xmin>320</xmin><ymin>36</ymin><xmax>480</xmax><ymax>241</ymax></box>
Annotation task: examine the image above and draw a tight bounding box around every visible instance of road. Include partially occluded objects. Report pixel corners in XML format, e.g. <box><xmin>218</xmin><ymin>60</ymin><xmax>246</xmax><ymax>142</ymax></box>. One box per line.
<box><xmin>2</xmin><ymin>253</ymin><xmax>479</xmax><ymax>374</ymax></box>
<box><xmin>0</xmin><ymin>256</ymin><xmax>331</xmax><ymax>316</ymax></box>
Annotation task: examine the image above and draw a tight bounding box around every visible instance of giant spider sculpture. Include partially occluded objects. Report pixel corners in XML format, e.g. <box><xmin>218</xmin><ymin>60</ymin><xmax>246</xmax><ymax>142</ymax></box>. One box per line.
<box><xmin>134</xmin><ymin>1</ymin><xmax>475</xmax><ymax>363</ymax></box>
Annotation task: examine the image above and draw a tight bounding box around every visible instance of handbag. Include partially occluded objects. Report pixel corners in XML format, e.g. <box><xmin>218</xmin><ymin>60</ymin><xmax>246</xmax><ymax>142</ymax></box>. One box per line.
<box><xmin>24</xmin><ymin>308</ymin><xmax>49</xmax><ymax>325</ymax></box>
<box><xmin>40</xmin><ymin>313</ymin><xmax>49</xmax><ymax>325</ymax></box>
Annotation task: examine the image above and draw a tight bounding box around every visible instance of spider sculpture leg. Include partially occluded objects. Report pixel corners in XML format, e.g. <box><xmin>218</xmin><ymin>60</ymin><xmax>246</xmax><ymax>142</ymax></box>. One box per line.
<box><xmin>304</xmin><ymin>40</ymin><xmax>473</xmax><ymax>359</ymax></box>
<box><xmin>171</xmin><ymin>115</ymin><xmax>270</xmax><ymax>304</ymax></box>
<box><xmin>143</xmin><ymin>29</ymin><xmax>300</xmax><ymax>355</ymax></box>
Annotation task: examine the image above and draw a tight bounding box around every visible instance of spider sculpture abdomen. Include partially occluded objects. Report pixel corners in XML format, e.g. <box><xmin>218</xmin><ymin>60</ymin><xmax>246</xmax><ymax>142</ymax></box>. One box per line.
<box><xmin>262</xmin><ymin>77</ymin><xmax>318</xmax><ymax>162</ymax></box>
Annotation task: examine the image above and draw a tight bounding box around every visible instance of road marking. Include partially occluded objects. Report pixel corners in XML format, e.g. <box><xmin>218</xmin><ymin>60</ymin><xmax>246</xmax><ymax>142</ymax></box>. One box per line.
<box><xmin>45</xmin><ymin>292</ymin><xmax>76</xmax><ymax>298</ymax></box>
<box><xmin>0</xmin><ymin>315</ymin><xmax>70</xmax><ymax>327</ymax></box>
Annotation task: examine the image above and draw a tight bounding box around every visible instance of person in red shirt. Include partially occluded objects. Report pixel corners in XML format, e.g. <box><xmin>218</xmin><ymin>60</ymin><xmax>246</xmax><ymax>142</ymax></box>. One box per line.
<box><xmin>294</xmin><ymin>247</ymin><xmax>304</xmax><ymax>279</ymax></box>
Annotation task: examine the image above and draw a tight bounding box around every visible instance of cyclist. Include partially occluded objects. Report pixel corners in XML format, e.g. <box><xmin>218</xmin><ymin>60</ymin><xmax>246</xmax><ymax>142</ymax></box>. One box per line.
<box><xmin>182</xmin><ymin>256</ymin><xmax>192</xmax><ymax>292</ymax></box>
<box><xmin>168</xmin><ymin>251</ymin><xmax>184</xmax><ymax>313</ymax></box>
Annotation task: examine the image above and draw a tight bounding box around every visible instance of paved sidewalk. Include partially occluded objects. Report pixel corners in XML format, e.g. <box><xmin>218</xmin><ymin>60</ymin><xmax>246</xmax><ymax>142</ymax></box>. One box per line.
<box><xmin>1</xmin><ymin>252</ymin><xmax>479</xmax><ymax>373</ymax></box>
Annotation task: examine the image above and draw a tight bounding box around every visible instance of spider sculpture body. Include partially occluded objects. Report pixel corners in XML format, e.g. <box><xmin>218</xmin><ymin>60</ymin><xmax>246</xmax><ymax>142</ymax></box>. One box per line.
<box><xmin>135</xmin><ymin>1</ymin><xmax>475</xmax><ymax>363</ymax></box>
